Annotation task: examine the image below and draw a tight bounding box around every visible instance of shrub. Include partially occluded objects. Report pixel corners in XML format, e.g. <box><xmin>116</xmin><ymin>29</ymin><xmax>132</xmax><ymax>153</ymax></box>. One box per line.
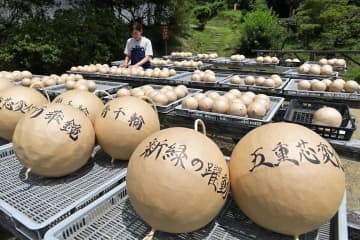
<box><xmin>239</xmin><ymin>10</ymin><xmax>286</xmax><ymax>54</ymax></box>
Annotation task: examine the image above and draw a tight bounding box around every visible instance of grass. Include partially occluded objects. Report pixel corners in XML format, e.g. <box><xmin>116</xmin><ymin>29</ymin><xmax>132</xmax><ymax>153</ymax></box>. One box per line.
<box><xmin>179</xmin><ymin>12</ymin><xmax>242</xmax><ymax>56</ymax></box>
<box><xmin>344</xmin><ymin>64</ymin><xmax>360</xmax><ymax>82</ymax></box>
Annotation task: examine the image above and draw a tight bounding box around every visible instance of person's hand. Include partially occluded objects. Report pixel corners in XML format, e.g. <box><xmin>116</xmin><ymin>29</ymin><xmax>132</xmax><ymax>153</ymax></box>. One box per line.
<box><xmin>120</xmin><ymin>63</ymin><xmax>128</xmax><ymax>68</ymax></box>
<box><xmin>128</xmin><ymin>64</ymin><xmax>139</xmax><ymax>69</ymax></box>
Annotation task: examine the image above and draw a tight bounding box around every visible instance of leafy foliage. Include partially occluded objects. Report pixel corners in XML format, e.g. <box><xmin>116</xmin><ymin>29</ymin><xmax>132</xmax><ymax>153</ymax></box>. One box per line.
<box><xmin>193</xmin><ymin>1</ymin><xmax>227</xmax><ymax>29</ymax></box>
<box><xmin>239</xmin><ymin>9</ymin><xmax>286</xmax><ymax>54</ymax></box>
<box><xmin>296</xmin><ymin>0</ymin><xmax>360</xmax><ymax>49</ymax></box>
<box><xmin>0</xmin><ymin>0</ymin><xmax>194</xmax><ymax>73</ymax></box>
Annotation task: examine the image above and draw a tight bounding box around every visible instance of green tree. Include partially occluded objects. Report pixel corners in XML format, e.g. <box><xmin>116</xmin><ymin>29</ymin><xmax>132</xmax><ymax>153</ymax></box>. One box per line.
<box><xmin>0</xmin><ymin>0</ymin><xmax>196</xmax><ymax>73</ymax></box>
<box><xmin>239</xmin><ymin>9</ymin><xmax>286</xmax><ymax>54</ymax></box>
<box><xmin>296</xmin><ymin>0</ymin><xmax>360</xmax><ymax>49</ymax></box>
<box><xmin>193</xmin><ymin>1</ymin><xmax>227</xmax><ymax>29</ymax></box>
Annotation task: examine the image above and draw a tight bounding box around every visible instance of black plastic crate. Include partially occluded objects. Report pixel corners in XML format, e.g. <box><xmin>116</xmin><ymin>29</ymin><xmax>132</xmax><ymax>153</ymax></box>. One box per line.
<box><xmin>283</xmin><ymin>99</ymin><xmax>356</xmax><ymax>140</ymax></box>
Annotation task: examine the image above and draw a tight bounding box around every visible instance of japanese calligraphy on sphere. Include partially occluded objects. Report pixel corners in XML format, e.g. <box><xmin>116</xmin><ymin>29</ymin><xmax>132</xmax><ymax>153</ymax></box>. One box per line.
<box><xmin>94</xmin><ymin>97</ymin><xmax>160</xmax><ymax>160</ymax></box>
<box><xmin>12</xmin><ymin>103</ymin><xmax>95</xmax><ymax>178</ymax></box>
<box><xmin>29</xmin><ymin>104</ymin><xmax>84</xmax><ymax>141</ymax></box>
<box><xmin>129</xmin><ymin>128</ymin><xmax>230</xmax><ymax>200</ymax></box>
<box><xmin>229</xmin><ymin>122</ymin><xmax>345</xmax><ymax>236</ymax></box>
<box><xmin>52</xmin><ymin>90</ymin><xmax>104</xmax><ymax>124</ymax></box>
<box><xmin>127</xmin><ymin>127</ymin><xmax>230</xmax><ymax>233</ymax></box>
<box><xmin>0</xmin><ymin>86</ymin><xmax>48</xmax><ymax>141</ymax></box>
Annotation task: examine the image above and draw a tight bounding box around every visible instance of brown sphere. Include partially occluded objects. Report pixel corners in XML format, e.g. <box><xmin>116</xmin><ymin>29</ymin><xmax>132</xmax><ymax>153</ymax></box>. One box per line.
<box><xmin>13</xmin><ymin>104</ymin><xmax>95</xmax><ymax>177</ymax></box>
<box><xmin>228</xmin><ymin>101</ymin><xmax>247</xmax><ymax>116</ymax></box>
<box><xmin>182</xmin><ymin>97</ymin><xmax>198</xmax><ymax>110</ymax></box>
<box><xmin>298</xmin><ymin>80</ymin><xmax>311</xmax><ymax>91</ymax></box>
<box><xmin>212</xmin><ymin>99</ymin><xmax>230</xmax><ymax>113</ymax></box>
<box><xmin>312</xmin><ymin>107</ymin><xmax>342</xmax><ymax>127</ymax></box>
<box><xmin>247</xmin><ymin>101</ymin><xmax>267</xmax><ymax>119</ymax></box>
<box><xmin>0</xmin><ymin>78</ymin><xmax>15</xmax><ymax>92</ymax></box>
<box><xmin>198</xmin><ymin>97</ymin><xmax>214</xmax><ymax>112</ymax></box>
<box><xmin>0</xmin><ymin>86</ymin><xmax>48</xmax><ymax>141</ymax></box>
<box><xmin>94</xmin><ymin>96</ymin><xmax>160</xmax><ymax>160</ymax></box>
<box><xmin>230</xmin><ymin>122</ymin><xmax>345</xmax><ymax>236</ymax></box>
<box><xmin>127</xmin><ymin>127</ymin><xmax>229</xmax><ymax>233</ymax></box>
<box><xmin>53</xmin><ymin>90</ymin><xmax>104</xmax><ymax>125</ymax></box>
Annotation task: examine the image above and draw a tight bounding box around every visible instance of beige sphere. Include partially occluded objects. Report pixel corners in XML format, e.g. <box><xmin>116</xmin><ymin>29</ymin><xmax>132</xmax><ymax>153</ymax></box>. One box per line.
<box><xmin>198</xmin><ymin>97</ymin><xmax>214</xmax><ymax>111</ymax></box>
<box><xmin>21</xmin><ymin>78</ymin><xmax>32</xmax><ymax>87</ymax></box>
<box><xmin>313</xmin><ymin>107</ymin><xmax>342</xmax><ymax>127</ymax></box>
<box><xmin>263</xmin><ymin>56</ymin><xmax>273</xmax><ymax>64</ymax></box>
<box><xmin>256</xmin><ymin>56</ymin><xmax>264</xmax><ymax>63</ymax></box>
<box><xmin>164</xmin><ymin>90</ymin><xmax>178</xmax><ymax>103</ymax></box>
<box><xmin>244</xmin><ymin>76</ymin><xmax>255</xmax><ymax>85</ymax></box>
<box><xmin>116</xmin><ymin>88</ymin><xmax>131</xmax><ymax>97</ymax></box>
<box><xmin>224</xmin><ymin>92</ymin><xmax>236</xmax><ymax>101</ymax></box>
<box><xmin>193</xmin><ymin>93</ymin><xmax>206</xmax><ymax>101</ymax></box>
<box><xmin>191</xmin><ymin>74</ymin><xmax>201</xmax><ymax>82</ymax></box>
<box><xmin>263</xmin><ymin>78</ymin><xmax>275</xmax><ymax>88</ymax></box>
<box><xmin>212</xmin><ymin>99</ymin><xmax>230</xmax><ymax>113</ymax></box>
<box><xmin>243</xmin><ymin>91</ymin><xmax>256</xmax><ymax>100</ymax></box>
<box><xmin>65</xmin><ymin>80</ymin><xmax>76</xmax><ymax>90</ymax></box>
<box><xmin>255</xmin><ymin>77</ymin><xmax>266</xmax><ymax>86</ymax></box>
<box><xmin>336</xmin><ymin>59</ymin><xmax>346</xmax><ymax>66</ymax></box>
<box><xmin>311</xmin><ymin>81</ymin><xmax>327</xmax><ymax>91</ymax></box>
<box><xmin>95</xmin><ymin>96</ymin><xmax>160</xmax><ymax>160</ymax></box>
<box><xmin>322</xmin><ymin>79</ymin><xmax>333</xmax><ymax>89</ymax></box>
<box><xmin>230</xmin><ymin>122</ymin><xmax>345</xmax><ymax>236</ymax></box>
<box><xmin>173</xmin><ymin>87</ymin><xmax>187</xmax><ymax>98</ymax></box>
<box><xmin>344</xmin><ymin>80</ymin><xmax>359</xmax><ymax>93</ymax></box>
<box><xmin>127</xmin><ymin>127</ymin><xmax>229</xmax><ymax>233</ymax></box>
<box><xmin>247</xmin><ymin>101</ymin><xmax>267</xmax><ymax>119</ymax></box>
<box><xmin>0</xmin><ymin>78</ymin><xmax>15</xmax><ymax>92</ymax></box>
<box><xmin>239</xmin><ymin>94</ymin><xmax>253</xmax><ymax>107</ymax></box>
<box><xmin>182</xmin><ymin>97</ymin><xmax>198</xmax><ymax>110</ymax></box>
<box><xmin>87</xmin><ymin>80</ymin><xmax>97</xmax><ymax>92</ymax></box>
<box><xmin>309</xmin><ymin>65</ymin><xmax>321</xmax><ymax>75</ymax></box>
<box><xmin>319</xmin><ymin>58</ymin><xmax>328</xmax><ymax>65</ymax></box>
<box><xmin>0</xmin><ymin>86</ymin><xmax>48</xmax><ymax>141</ymax></box>
<box><xmin>152</xmin><ymin>92</ymin><xmax>169</xmax><ymax>105</ymax></box>
<box><xmin>253</xmin><ymin>94</ymin><xmax>270</xmax><ymax>104</ymax></box>
<box><xmin>299</xmin><ymin>64</ymin><xmax>311</xmax><ymax>74</ymax></box>
<box><xmin>228</xmin><ymin>101</ymin><xmax>247</xmax><ymax>116</ymax></box>
<box><xmin>229</xmin><ymin>89</ymin><xmax>241</xmax><ymax>97</ymax></box>
<box><xmin>320</xmin><ymin>64</ymin><xmax>333</xmax><ymax>75</ymax></box>
<box><xmin>328</xmin><ymin>80</ymin><xmax>344</xmax><ymax>92</ymax></box>
<box><xmin>231</xmin><ymin>75</ymin><xmax>242</xmax><ymax>84</ymax></box>
<box><xmin>13</xmin><ymin>104</ymin><xmax>95</xmax><ymax>177</ymax></box>
<box><xmin>207</xmin><ymin>91</ymin><xmax>221</xmax><ymax>100</ymax></box>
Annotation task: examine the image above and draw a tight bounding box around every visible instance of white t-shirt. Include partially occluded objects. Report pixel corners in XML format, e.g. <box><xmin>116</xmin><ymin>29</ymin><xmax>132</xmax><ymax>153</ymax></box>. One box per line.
<box><xmin>124</xmin><ymin>37</ymin><xmax>153</xmax><ymax>68</ymax></box>
<box><xmin>124</xmin><ymin>36</ymin><xmax>153</xmax><ymax>57</ymax></box>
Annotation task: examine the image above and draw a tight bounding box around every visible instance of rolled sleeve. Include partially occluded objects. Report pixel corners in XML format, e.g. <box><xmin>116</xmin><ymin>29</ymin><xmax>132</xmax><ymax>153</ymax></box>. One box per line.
<box><xmin>124</xmin><ymin>39</ymin><xmax>131</xmax><ymax>56</ymax></box>
<box><xmin>145</xmin><ymin>39</ymin><xmax>153</xmax><ymax>56</ymax></box>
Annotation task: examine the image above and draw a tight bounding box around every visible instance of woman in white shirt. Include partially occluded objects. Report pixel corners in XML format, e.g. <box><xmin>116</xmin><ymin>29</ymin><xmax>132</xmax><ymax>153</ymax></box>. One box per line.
<box><xmin>121</xmin><ymin>22</ymin><xmax>153</xmax><ymax>69</ymax></box>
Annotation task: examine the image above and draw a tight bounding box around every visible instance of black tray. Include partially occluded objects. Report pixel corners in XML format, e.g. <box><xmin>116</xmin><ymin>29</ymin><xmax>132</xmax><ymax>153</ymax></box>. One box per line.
<box><xmin>170</xmin><ymin>72</ymin><xmax>232</xmax><ymax>87</ymax></box>
<box><xmin>283</xmin><ymin>99</ymin><xmax>356</xmax><ymax>140</ymax></box>
<box><xmin>175</xmin><ymin>91</ymin><xmax>284</xmax><ymax>128</ymax></box>
<box><xmin>45</xmin><ymin>80</ymin><xmax>128</xmax><ymax>97</ymax></box>
<box><xmin>283</xmin><ymin>68</ymin><xmax>338</xmax><ymax>79</ymax></box>
<box><xmin>220</xmin><ymin>75</ymin><xmax>290</xmax><ymax>94</ymax></box>
<box><xmin>283</xmin><ymin>79</ymin><xmax>360</xmax><ymax>101</ymax></box>
<box><xmin>104</xmin><ymin>85</ymin><xmax>202</xmax><ymax>113</ymax></box>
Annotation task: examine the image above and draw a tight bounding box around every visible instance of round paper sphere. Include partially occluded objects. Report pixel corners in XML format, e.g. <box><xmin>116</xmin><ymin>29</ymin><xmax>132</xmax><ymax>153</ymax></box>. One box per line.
<box><xmin>94</xmin><ymin>96</ymin><xmax>160</xmax><ymax>161</ymax></box>
<box><xmin>127</xmin><ymin>126</ymin><xmax>229</xmax><ymax>233</ymax></box>
<box><xmin>230</xmin><ymin>122</ymin><xmax>345</xmax><ymax>237</ymax></box>
<box><xmin>53</xmin><ymin>90</ymin><xmax>104</xmax><ymax>124</ymax></box>
<box><xmin>0</xmin><ymin>86</ymin><xmax>48</xmax><ymax>141</ymax></box>
<box><xmin>13</xmin><ymin>104</ymin><xmax>95</xmax><ymax>177</ymax></box>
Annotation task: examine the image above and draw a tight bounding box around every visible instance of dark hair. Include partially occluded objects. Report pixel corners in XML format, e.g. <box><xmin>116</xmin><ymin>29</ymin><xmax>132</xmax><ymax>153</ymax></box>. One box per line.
<box><xmin>132</xmin><ymin>22</ymin><xmax>143</xmax><ymax>32</ymax></box>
